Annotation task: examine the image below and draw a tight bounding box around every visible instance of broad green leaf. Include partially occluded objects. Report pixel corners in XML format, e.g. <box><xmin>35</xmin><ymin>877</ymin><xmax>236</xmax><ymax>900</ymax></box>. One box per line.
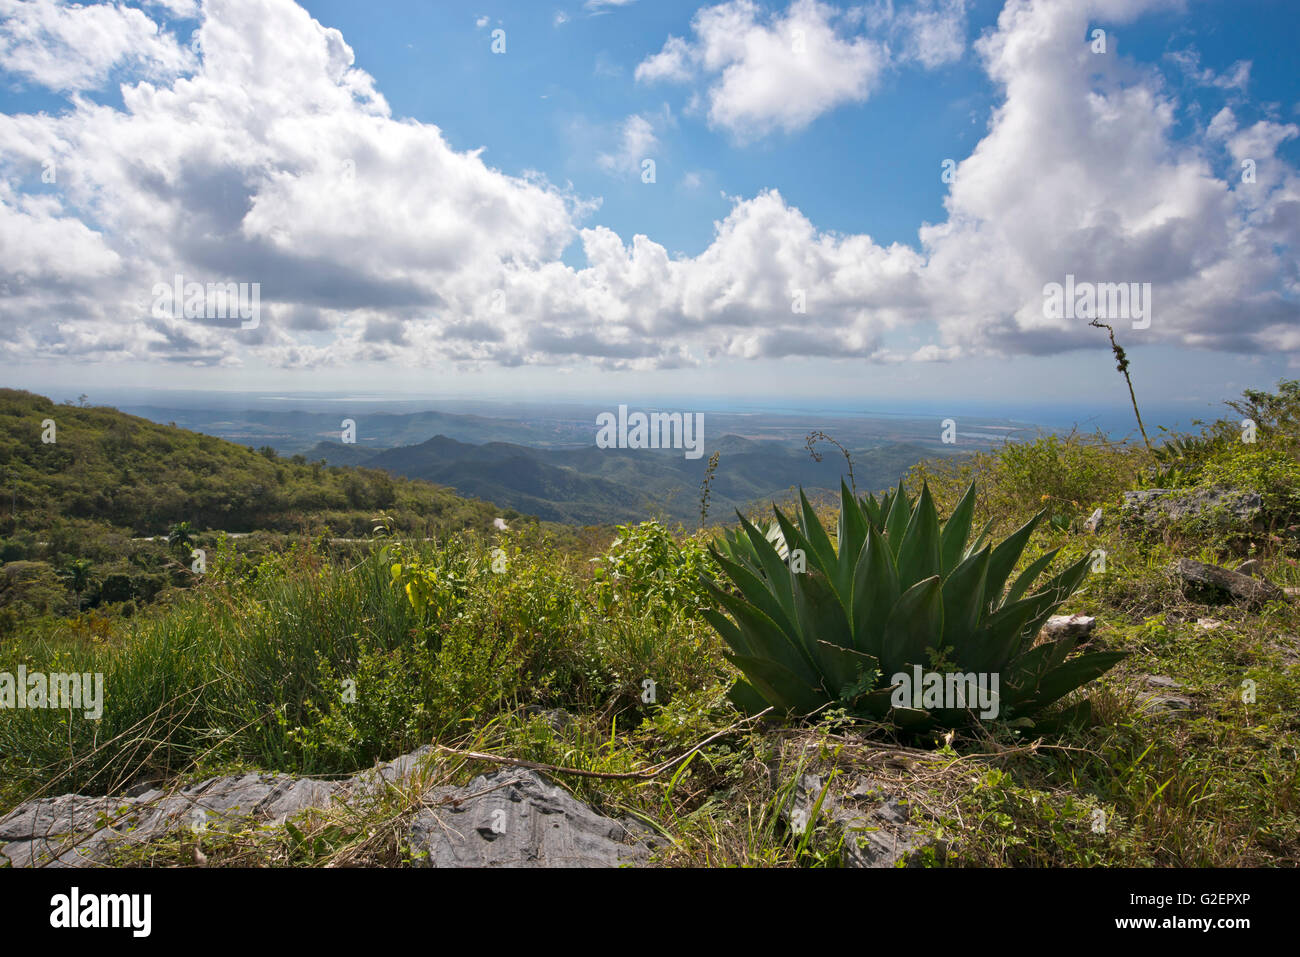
<box><xmin>735</xmin><ymin>512</ymin><xmax>796</xmax><ymax>621</ymax></box>
<box><xmin>710</xmin><ymin>550</ymin><xmax>798</xmax><ymax>638</ymax></box>
<box><xmin>1025</xmin><ymin>651</ymin><xmax>1127</xmax><ymax>711</ymax></box>
<box><xmin>850</xmin><ymin>524</ymin><xmax>899</xmax><ymax>659</ymax></box>
<box><xmin>728</xmin><ymin>679</ymin><xmax>773</xmax><ymax>717</ymax></box>
<box><xmin>726</xmin><ymin>652</ymin><xmax>825</xmax><ymax>715</ymax></box>
<box><xmin>798</xmin><ymin>489</ymin><xmax>844</xmax><ymax>596</ymax></box>
<box><xmin>880</xmin><ymin>575</ymin><xmax>943</xmax><ymax>677</ymax></box>
<box><xmin>838</xmin><ymin>479</ymin><xmax>869</xmax><ymax>587</ymax></box>
<box><xmin>896</xmin><ymin>482</ymin><xmax>943</xmax><ymax>591</ymax></box>
<box><xmin>984</xmin><ymin>509</ymin><xmax>1045</xmax><ymax>610</ymax></box>
<box><xmin>941</xmin><ymin>545</ymin><xmax>990</xmax><ymax>648</ymax></box>
<box><xmin>939</xmin><ymin>483</ymin><xmax>978</xmax><ymax>575</ymax></box>
<box><xmin>1004</xmin><ymin>547</ymin><xmax>1061</xmax><ymax>606</ymax></box>
<box><xmin>883</xmin><ymin>480</ymin><xmax>912</xmax><ymax>557</ymax></box>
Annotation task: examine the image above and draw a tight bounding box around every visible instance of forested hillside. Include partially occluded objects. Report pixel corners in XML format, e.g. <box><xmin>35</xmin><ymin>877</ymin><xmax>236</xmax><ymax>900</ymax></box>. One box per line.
<box><xmin>0</xmin><ymin>389</ymin><xmax>503</xmax><ymax>538</ymax></box>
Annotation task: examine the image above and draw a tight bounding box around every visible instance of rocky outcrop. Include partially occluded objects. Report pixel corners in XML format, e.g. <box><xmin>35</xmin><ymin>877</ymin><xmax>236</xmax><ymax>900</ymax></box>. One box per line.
<box><xmin>0</xmin><ymin>748</ymin><xmax>653</xmax><ymax>869</ymax></box>
<box><xmin>1172</xmin><ymin>558</ymin><xmax>1285</xmax><ymax>606</ymax></box>
<box><xmin>780</xmin><ymin>772</ymin><xmax>941</xmax><ymax>868</ymax></box>
<box><xmin>409</xmin><ymin>769</ymin><xmax>652</xmax><ymax>867</ymax></box>
<box><xmin>1121</xmin><ymin>487</ymin><xmax>1262</xmax><ymax>531</ymax></box>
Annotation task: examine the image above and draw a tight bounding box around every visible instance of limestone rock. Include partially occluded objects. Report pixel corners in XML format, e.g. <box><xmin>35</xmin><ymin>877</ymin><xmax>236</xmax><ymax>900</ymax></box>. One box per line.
<box><xmin>1172</xmin><ymin>558</ymin><xmax>1284</xmax><ymax>606</ymax></box>
<box><xmin>1041</xmin><ymin>614</ymin><xmax>1097</xmax><ymax>643</ymax></box>
<box><xmin>408</xmin><ymin>768</ymin><xmax>652</xmax><ymax>868</ymax></box>
<box><xmin>1135</xmin><ymin>675</ymin><xmax>1194</xmax><ymax>713</ymax></box>
<box><xmin>782</xmin><ymin>773</ymin><xmax>939</xmax><ymax>868</ymax></box>
<box><xmin>1234</xmin><ymin>559</ymin><xmax>1264</xmax><ymax>578</ymax></box>
<box><xmin>1122</xmin><ymin>487</ymin><xmax>1263</xmax><ymax>529</ymax></box>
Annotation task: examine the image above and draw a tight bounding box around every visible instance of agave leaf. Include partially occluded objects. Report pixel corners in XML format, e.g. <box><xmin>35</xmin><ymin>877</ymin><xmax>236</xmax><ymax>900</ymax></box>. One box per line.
<box><xmin>891</xmin><ymin>706</ymin><xmax>934</xmax><ymax>730</ymax></box>
<box><xmin>792</xmin><ymin>568</ymin><xmax>854</xmax><ymax>675</ymax></box>
<box><xmin>765</xmin><ymin>522</ymin><xmax>789</xmax><ymax>561</ymax></box>
<box><xmin>962</xmin><ymin>594</ymin><xmax>1042</xmax><ymax>674</ymax></box>
<box><xmin>774</xmin><ymin>507</ymin><xmax>844</xmax><ymax>616</ymax></box>
<box><xmin>1030</xmin><ymin>698</ymin><xmax>1095</xmax><ymax>732</ymax></box>
<box><xmin>701</xmin><ymin>576</ymin><xmax>819</xmax><ymax>685</ymax></box>
<box><xmin>1043</xmin><ymin>635</ymin><xmax>1079</xmax><ymax>672</ymax></box>
<box><xmin>1001</xmin><ymin>641</ymin><xmax>1056</xmax><ymax>704</ymax></box>
<box><xmin>1015</xmin><ymin>553</ymin><xmax>1094</xmax><ymax>651</ymax></box>
<box><xmin>813</xmin><ymin>640</ymin><xmax>878</xmax><ymax>701</ymax></box>
<box><xmin>702</xmin><ymin>606</ymin><xmax>752</xmax><ymax>658</ymax></box>
<box><xmin>880</xmin><ymin>575</ymin><xmax>943</xmax><ymax>677</ymax></box>
<box><xmin>939</xmin><ymin>483</ymin><xmax>978</xmax><ymax>575</ymax></box>
<box><xmin>859</xmin><ymin>491</ymin><xmax>884</xmax><ymax>529</ymax></box>
<box><xmin>968</xmin><ymin>515</ymin><xmax>996</xmax><ymax>557</ymax></box>
<box><xmin>850</xmin><ymin>524</ymin><xmax>899</xmax><ymax>659</ymax></box>
<box><xmin>726</xmin><ymin>652</ymin><xmax>825</xmax><ymax>715</ymax></box>
<box><xmin>1022</xmin><ymin>651</ymin><xmax>1126</xmax><ymax>712</ymax></box>
<box><xmin>984</xmin><ymin>509</ymin><xmax>1045</xmax><ymax>610</ymax></box>
<box><xmin>877</xmin><ymin>487</ymin><xmax>897</xmax><ymax>523</ymax></box>
<box><xmin>736</xmin><ymin>512</ymin><xmax>797</xmax><ymax>621</ymax></box>
<box><xmin>709</xmin><ymin>549</ymin><xmax>798</xmax><ymax>638</ymax></box>
<box><xmin>838</xmin><ymin>479</ymin><xmax>869</xmax><ymax>586</ymax></box>
<box><xmin>896</xmin><ymin>482</ymin><xmax>943</xmax><ymax>591</ymax></box>
<box><xmin>941</xmin><ymin>545</ymin><xmax>990</xmax><ymax>649</ymax></box>
<box><xmin>883</xmin><ymin>480</ymin><xmax>912</xmax><ymax>557</ymax></box>
<box><xmin>852</xmin><ymin>684</ymin><xmax>898</xmax><ymax>718</ymax></box>
<box><xmin>798</xmin><ymin>489</ymin><xmax>844</xmax><ymax>595</ymax></box>
<box><xmin>727</xmin><ymin>678</ymin><xmax>771</xmax><ymax>716</ymax></box>
<box><xmin>1004</xmin><ymin>547</ymin><xmax>1062</xmax><ymax>606</ymax></box>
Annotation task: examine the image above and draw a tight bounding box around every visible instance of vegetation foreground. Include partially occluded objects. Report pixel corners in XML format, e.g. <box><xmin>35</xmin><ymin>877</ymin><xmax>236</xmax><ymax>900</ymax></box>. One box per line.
<box><xmin>2</xmin><ymin>383</ymin><xmax>1299</xmax><ymax>867</ymax></box>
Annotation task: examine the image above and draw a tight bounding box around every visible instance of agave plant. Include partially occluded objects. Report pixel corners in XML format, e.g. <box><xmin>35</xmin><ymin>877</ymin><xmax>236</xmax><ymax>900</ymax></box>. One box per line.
<box><xmin>704</xmin><ymin>481</ymin><xmax>1124</xmax><ymax>730</ymax></box>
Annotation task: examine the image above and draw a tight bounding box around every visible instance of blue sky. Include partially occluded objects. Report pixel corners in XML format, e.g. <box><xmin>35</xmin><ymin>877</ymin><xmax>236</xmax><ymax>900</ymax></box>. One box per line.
<box><xmin>0</xmin><ymin>0</ymin><xmax>1298</xmax><ymax>416</ymax></box>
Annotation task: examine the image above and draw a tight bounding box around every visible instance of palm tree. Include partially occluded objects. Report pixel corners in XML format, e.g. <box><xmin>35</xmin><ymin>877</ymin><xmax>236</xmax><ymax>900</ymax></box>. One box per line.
<box><xmin>167</xmin><ymin>521</ymin><xmax>195</xmax><ymax>560</ymax></box>
<box><xmin>59</xmin><ymin>558</ymin><xmax>93</xmax><ymax>609</ymax></box>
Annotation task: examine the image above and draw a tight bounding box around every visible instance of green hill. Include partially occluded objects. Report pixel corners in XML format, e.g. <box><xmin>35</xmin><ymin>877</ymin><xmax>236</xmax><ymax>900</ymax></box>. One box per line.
<box><xmin>0</xmin><ymin>389</ymin><xmax>505</xmax><ymax>540</ymax></box>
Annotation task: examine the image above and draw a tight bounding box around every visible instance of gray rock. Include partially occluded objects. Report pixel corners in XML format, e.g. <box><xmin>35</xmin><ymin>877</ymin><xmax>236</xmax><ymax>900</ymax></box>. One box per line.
<box><xmin>1084</xmin><ymin>508</ymin><xmax>1104</xmax><ymax>533</ymax></box>
<box><xmin>0</xmin><ymin>750</ymin><xmax>660</xmax><ymax>869</ymax></box>
<box><xmin>523</xmin><ymin>706</ymin><xmax>575</xmax><ymax>732</ymax></box>
<box><xmin>0</xmin><ymin>793</ymin><xmax>121</xmax><ymax>843</ymax></box>
<box><xmin>1268</xmin><ymin>635</ymin><xmax>1300</xmax><ymax>666</ymax></box>
<box><xmin>0</xmin><ymin>751</ymin><xmax>431</xmax><ymax>868</ymax></box>
<box><xmin>1234</xmin><ymin>559</ymin><xmax>1264</xmax><ymax>578</ymax></box>
<box><xmin>346</xmin><ymin>745</ymin><xmax>437</xmax><ymax>800</ymax></box>
<box><xmin>1042</xmin><ymin>614</ymin><xmax>1097</xmax><ymax>643</ymax></box>
<box><xmin>1173</xmin><ymin>558</ymin><xmax>1284</xmax><ymax>606</ymax></box>
<box><xmin>782</xmin><ymin>773</ymin><xmax>938</xmax><ymax>868</ymax></box>
<box><xmin>408</xmin><ymin>769</ymin><xmax>651</xmax><ymax>868</ymax></box>
<box><xmin>0</xmin><ymin>771</ymin><xmax>347</xmax><ymax>867</ymax></box>
<box><xmin>0</xmin><ymin>794</ymin><xmax>125</xmax><ymax>867</ymax></box>
<box><xmin>1135</xmin><ymin>675</ymin><xmax>1193</xmax><ymax>713</ymax></box>
<box><xmin>1122</xmin><ymin>487</ymin><xmax>1263</xmax><ymax>528</ymax></box>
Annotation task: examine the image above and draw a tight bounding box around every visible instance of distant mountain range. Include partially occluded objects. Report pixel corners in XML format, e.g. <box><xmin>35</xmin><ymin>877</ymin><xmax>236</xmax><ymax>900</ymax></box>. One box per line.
<box><xmin>112</xmin><ymin>397</ymin><xmax>1020</xmax><ymax>525</ymax></box>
